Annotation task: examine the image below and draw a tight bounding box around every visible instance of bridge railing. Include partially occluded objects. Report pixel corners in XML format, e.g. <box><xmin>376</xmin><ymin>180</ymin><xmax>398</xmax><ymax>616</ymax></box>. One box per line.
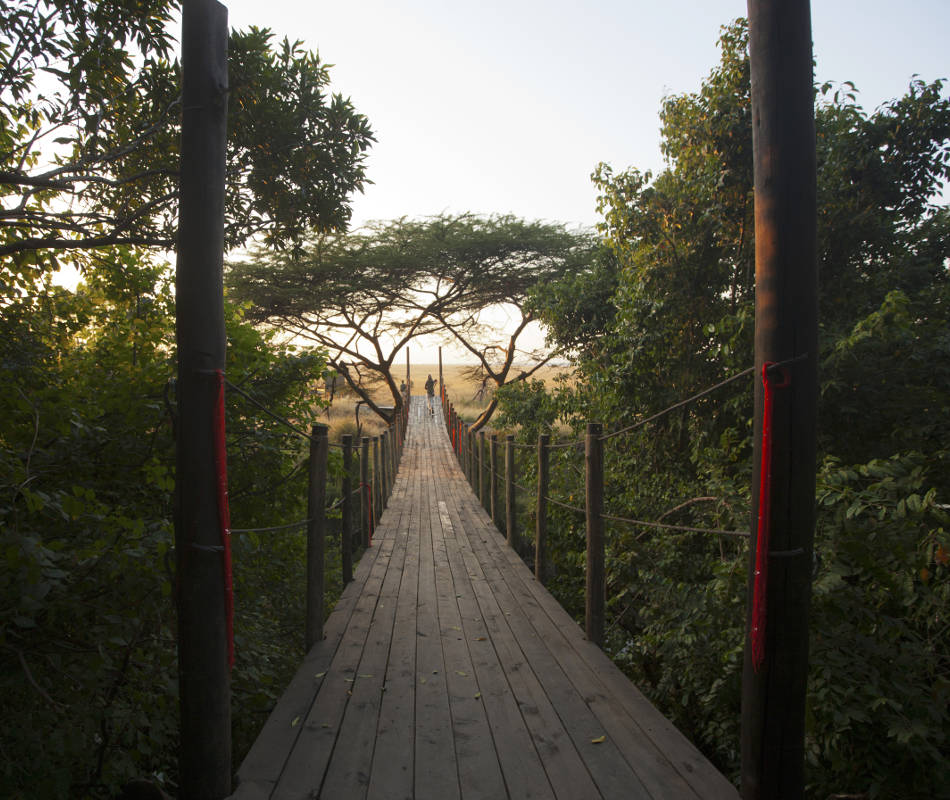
<box><xmin>221</xmin><ymin>380</ymin><xmax>409</xmax><ymax>653</ymax></box>
<box><xmin>439</xmin><ymin>373</ymin><xmax>754</xmax><ymax>646</ymax></box>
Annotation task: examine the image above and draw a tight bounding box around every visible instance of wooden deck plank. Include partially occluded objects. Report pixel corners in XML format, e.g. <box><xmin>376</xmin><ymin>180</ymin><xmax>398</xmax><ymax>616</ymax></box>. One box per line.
<box><xmin>412</xmin><ymin>424</ymin><xmax>462</xmax><ymax>800</ymax></box>
<box><xmin>319</xmin><ymin>479</ymin><xmax>412</xmax><ymax>799</ymax></box>
<box><xmin>270</xmin><ymin>535</ymin><xmax>398</xmax><ymax>799</ymax></box>
<box><xmin>429</xmin><ymin>489</ymin><xmax>507</xmax><ymax>799</ymax></box>
<box><xmin>232</xmin><ymin>519</ymin><xmax>391</xmax><ymax>800</ymax></box>
<box><xmin>366</xmin><ymin>457</ymin><xmax>421</xmax><ymax>800</ymax></box>
<box><xmin>488</xmin><ymin>530</ymin><xmax>739</xmax><ymax>800</ymax></box>
<box><xmin>231</xmin><ymin>398</ymin><xmax>739</xmax><ymax>800</ymax></box>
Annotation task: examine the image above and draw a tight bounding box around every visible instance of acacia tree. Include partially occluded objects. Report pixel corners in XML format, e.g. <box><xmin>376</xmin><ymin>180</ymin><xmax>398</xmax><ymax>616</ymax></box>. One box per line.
<box><xmin>227</xmin><ymin>213</ymin><xmax>594</xmax><ymax>427</ymax></box>
<box><xmin>0</xmin><ymin>0</ymin><xmax>374</xmax><ymax>288</ymax></box>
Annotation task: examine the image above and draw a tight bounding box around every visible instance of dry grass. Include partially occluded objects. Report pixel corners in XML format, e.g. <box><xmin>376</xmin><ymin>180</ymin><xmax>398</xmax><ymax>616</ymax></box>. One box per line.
<box><xmin>322</xmin><ymin>362</ymin><xmax>575</xmax><ymax>440</ymax></box>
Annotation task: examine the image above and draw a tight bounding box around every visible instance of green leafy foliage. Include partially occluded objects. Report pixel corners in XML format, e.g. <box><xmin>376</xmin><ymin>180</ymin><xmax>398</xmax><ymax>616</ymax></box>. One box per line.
<box><xmin>0</xmin><ymin>254</ymin><xmax>335</xmax><ymax>797</ymax></box>
<box><xmin>499</xmin><ymin>18</ymin><xmax>950</xmax><ymax>797</ymax></box>
<box><xmin>0</xmin><ymin>0</ymin><xmax>374</xmax><ymax>282</ymax></box>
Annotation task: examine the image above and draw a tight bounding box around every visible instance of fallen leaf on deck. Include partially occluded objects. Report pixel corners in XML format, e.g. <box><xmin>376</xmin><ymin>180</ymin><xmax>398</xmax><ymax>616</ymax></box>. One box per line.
<box><xmin>591</xmin><ymin>735</ymin><xmax>606</xmax><ymax>744</ymax></box>
<box><xmin>291</xmin><ymin>716</ymin><xmax>300</xmax><ymax>728</ymax></box>
<box><xmin>455</xmin><ymin>670</ymin><xmax>468</xmax><ymax>677</ymax></box>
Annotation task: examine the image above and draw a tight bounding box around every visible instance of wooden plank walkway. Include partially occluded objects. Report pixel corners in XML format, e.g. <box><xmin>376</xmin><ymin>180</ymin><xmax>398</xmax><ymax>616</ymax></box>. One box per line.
<box><xmin>232</xmin><ymin>398</ymin><xmax>739</xmax><ymax>800</ymax></box>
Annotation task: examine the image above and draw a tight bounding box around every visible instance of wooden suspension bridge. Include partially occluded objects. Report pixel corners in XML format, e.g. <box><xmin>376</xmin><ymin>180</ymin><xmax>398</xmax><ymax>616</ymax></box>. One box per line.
<box><xmin>230</xmin><ymin>398</ymin><xmax>739</xmax><ymax>800</ymax></box>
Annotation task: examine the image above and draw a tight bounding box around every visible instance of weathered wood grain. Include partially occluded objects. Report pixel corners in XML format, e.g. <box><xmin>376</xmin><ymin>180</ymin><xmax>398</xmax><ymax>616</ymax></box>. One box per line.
<box><xmin>231</xmin><ymin>398</ymin><xmax>739</xmax><ymax>800</ymax></box>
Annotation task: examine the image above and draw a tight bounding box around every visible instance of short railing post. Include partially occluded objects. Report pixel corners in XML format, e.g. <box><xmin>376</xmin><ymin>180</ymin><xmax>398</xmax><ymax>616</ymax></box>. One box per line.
<box><xmin>585</xmin><ymin>422</ymin><xmax>604</xmax><ymax>646</ymax></box>
<box><xmin>361</xmin><ymin>436</ymin><xmax>371</xmax><ymax>547</ymax></box>
<box><xmin>341</xmin><ymin>434</ymin><xmax>354</xmax><ymax>583</ymax></box>
<box><xmin>505</xmin><ymin>434</ymin><xmax>517</xmax><ymax>550</ymax></box>
<box><xmin>306</xmin><ymin>424</ymin><xmax>328</xmax><ymax>650</ymax></box>
<box><xmin>372</xmin><ymin>436</ymin><xmax>381</xmax><ymax>529</ymax></box>
<box><xmin>468</xmin><ymin>429</ymin><xmax>476</xmax><ymax>491</ymax></box>
<box><xmin>536</xmin><ymin>433</ymin><xmax>550</xmax><ymax>582</ymax></box>
<box><xmin>380</xmin><ymin>430</ymin><xmax>389</xmax><ymax>509</ymax></box>
<box><xmin>490</xmin><ymin>433</ymin><xmax>499</xmax><ymax>527</ymax></box>
<box><xmin>478</xmin><ymin>431</ymin><xmax>486</xmax><ymax>504</ymax></box>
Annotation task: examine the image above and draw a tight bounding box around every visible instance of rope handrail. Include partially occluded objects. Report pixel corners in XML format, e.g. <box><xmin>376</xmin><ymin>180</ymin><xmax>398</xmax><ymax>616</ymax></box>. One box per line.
<box><xmin>599</xmin><ymin>367</ymin><xmax>755</xmax><ymax>441</ymax></box>
<box><xmin>230</xmin><ymin>518</ymin><xmax>311</xmax><ymax>534</ymax></box>
<box><xmin>600</xmin><ymin>513</ymin><xmax>750</xmax><ymax>538</ymax></box>
<box><xmin>225</xmin><ymin>378</ymin><xmax>315</xmax><ymax>443</ymax></box>
<box><xmin>545</xmin><ymin>495</ymin><xmax>586</xmax><ymax>515</ymax></box>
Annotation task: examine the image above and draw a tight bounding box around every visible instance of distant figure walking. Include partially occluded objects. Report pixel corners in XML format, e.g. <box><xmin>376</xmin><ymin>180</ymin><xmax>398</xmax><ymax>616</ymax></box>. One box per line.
<box><xmin>424</xmin><ymin>374</ymin><xmax>436</xmax><ymax>416</ymax></box>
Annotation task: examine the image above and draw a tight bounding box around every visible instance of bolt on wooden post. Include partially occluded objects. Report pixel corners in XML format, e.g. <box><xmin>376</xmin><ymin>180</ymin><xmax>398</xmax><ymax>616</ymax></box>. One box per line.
<box><xmin>585</xmin><ymin>423</ymin><xmax>604</xmax><ymax>646</ymax></box>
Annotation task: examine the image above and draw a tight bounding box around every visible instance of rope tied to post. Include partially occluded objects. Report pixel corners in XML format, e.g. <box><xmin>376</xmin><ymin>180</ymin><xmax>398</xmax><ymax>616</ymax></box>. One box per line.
<box><xmin>213</xmin><ymin>369</ymin><xmax>235</xmax><ymax>669</ymax></box>
<box><xmin>751</xmin><ymin>361</ymin><xmax>791</xmax><ymax>673</ymax></box>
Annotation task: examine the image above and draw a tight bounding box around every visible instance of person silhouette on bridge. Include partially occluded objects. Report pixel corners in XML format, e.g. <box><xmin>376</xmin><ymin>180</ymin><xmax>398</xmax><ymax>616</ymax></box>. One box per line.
<box><xmin>424</xmin><ymin>374</ymin><xmax>436</xmax><ymax>416</ymax></box>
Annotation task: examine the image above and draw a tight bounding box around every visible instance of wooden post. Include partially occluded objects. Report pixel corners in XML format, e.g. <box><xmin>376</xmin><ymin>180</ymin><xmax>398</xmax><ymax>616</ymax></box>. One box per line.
<box><xmin>490</xmin><ymin>434</ymin><xmax>499</xmax><ymax>527</ymax></box>
<box><xmin>306</xmin><ymin>425</ymin><xmax>328</xmax><ymax>650</ymax></box>
<box><xmin>406</xmin><ymin>348</ymin><xmax>410</xmax><ymax>397</ymax></box>
<box><xmin>391</xmin><ymin>421</ymin><xmax>398</xmax><ymax>476</ymax></box>
<box><xmin>380</xmin><ymin>430</ymin><xmax>389</xmax><ymax>510</ymax></box>
<box><xmin>372</xmin><ymin>436</ymin><xmax>381</xmax><ymax>528</ymax></box>
<box><xmin>505</xmin><ymin>435</ymin><xmax>517</xmax><ymax>550</ymax></box>
<box><xmin>469</xmin><ymin>428</ymin><xmax>476</xmax><ymax>487</ymax></box>
<box><xmin>585</xmin><ymin>423</ymin><xmax>604</xmax><ymax>646</ymax></box>
<box><xmin>361</xmin><ymin>436</ymin><xmax>371</xmax><ymax>547</ymax></box>
<box><xmin>438</xmin><ymin>345</ymin><xmax>443</xmax><ymax>397</ymax></box>
<box><xmin>536</xmin><ymin>433</ymin><xmax>550</xmax><ymax>583</ymax></box>
<box><xmin>742</xmin><ymin>2</ymin><xmax>818</xmax><ymax>797</ymax></box>
<box><xmin>173</xmin><ymin>1</ymin><xmax>231</xmax><ymax>795</ymax></box>
<box><xmin>478</xmin><ymin>431</ymin><xmax>486</xmax><ymax>504</ymax></box>
<box><xmin>396</xmin><ymin>414</ymin><xmax>403</xmax><ymax>463</ymax></box>
<box><xmin>341</xmin><ymin>434</ymin><xmax>353</xmax><ymax>583</ymax></box>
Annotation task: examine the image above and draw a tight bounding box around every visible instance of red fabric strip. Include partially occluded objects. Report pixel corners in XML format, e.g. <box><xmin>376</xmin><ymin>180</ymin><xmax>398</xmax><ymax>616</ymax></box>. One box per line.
<box><xmin>213</xmin><ymin>370</ymin><xmax>235</xmax><ymax>669</ymax></box>
<box><xmin>751</xmin><ymin>362</ymin><xmax>789</xmax><ymax>672</ymax></box>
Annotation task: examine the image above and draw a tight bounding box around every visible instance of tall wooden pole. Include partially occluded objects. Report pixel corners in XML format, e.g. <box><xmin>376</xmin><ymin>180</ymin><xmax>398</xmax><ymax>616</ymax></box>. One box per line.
<box><xmin>306</xmin><ymin>425</ymin><xmax>328</xmax><ymax>650</ymax></box>
<box><xmin>173</xmin><ymin>1</ymin><xmax>230</xmax><ymax>796</ymax></box>
<box><xmin>742</xmin><ymin>2</ymin><xmax>818</xmax><ymax>797</ymax></box>
<box><xmin>406</xmin><ymin>348</ymin><xmax>410</xmax><ymax>396</ymax></box>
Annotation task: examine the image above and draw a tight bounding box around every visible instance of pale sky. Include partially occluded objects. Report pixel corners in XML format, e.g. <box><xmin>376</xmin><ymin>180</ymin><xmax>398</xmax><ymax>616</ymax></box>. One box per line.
<box><xmin>218</xmin><ymin>2</ymin><xmax>948</xmax><ymax>364</ymax></box>
<box><xmin>221</xmin><ymin>0</ymin><xmax>949</xmax><ymax>231</ymax></box>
